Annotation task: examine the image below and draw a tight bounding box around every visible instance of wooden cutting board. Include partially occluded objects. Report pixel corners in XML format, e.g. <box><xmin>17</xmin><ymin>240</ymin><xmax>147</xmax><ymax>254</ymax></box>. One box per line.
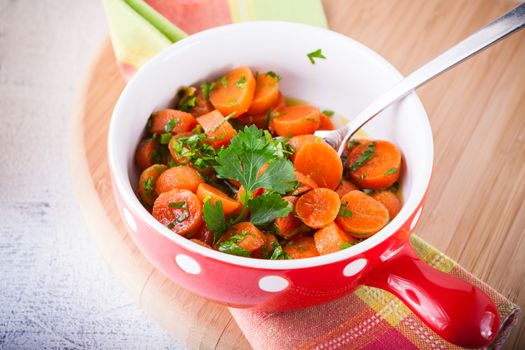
<box><xmin>70</xmin><ymin>1</ymin><xmax>525</xmax><ymax>349</ymax></box>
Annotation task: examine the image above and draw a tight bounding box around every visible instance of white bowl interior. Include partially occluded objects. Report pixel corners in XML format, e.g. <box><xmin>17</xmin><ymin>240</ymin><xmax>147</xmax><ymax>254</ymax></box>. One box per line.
<box><xmin>108</xmin><ymin>22</ymin><xmax>433</xmax><ymax>269</ymax></box>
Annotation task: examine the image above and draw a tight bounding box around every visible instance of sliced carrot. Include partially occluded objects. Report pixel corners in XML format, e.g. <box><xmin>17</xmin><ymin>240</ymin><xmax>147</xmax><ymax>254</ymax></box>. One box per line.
<box><xmin>295</xmin><ymin>188</ymin><xmax>341</xmax><ymax>229</ymax></box>
<box><xmin>335</xmin><ymin>180</ymin><xmax>359</xmax><ymax>198</ymax></box>
<box><xmin>194</xmin><ymin>224</ymin><xmax>214</xmax><ymax>247</ymax></box>
<box><xmin>152</xmin><ymin>189</ymin><xmax>203</xmax><ymax>236</ymax></box>
<box><xmin>137</xmin><ymin>164</ymin><xmax>167</xmax><ymax>207</ymax></box>
<box><xmin>190</xmin><ymin>239</ymin><xmax>212</xmax><ymax>249</ymax></box>
<box><xmin>318</xmin><ymin>113</ymin><xmax>335</xmax><ymax>130</ymax></box>
<box><xmin>219</xmin><ymin>222</ymin><xmax>265</xmax><ymax>253</ymax></box>
<box><xmin>155</xmin><ymin>165</ymin><xmax>204</xmax><ymax>194</ymax></box>
<box><xmin>371</xmin><ymin>191</ymin><xmax>402</xmax><ymax>220</ymax></box>
<box><xmin>274</xmin><ymin>92</ymin><xmax>287</xmax><ymax>110</ymax></box>
<box><xmin>314</xmin><ymin>222</ymin><xmax>356</xmax><ymax>255</ymax></box>
<box><xmin>236</xmin><ymin>112</ymin><xmax>268</xmax><ymax>129</ymax></box>
<box><xmin>347</xmin><ymin>140</ymin><xmax>401</xmax><ymax>189</ymax></box>
<box><xmin>274</xmin><ymin>196</ymin><xmax>308</xmax><ymax>239</ymax></box>
<box><xmin>196</xmin><ymin>110</ymin><xmax>237</xmax><ymax>149</ymax></box>
<box><xmin>293</xmin><ymin>141</ymin><xmax>343</xmax><ymax>190</ymax></box>
<box><xmin>288</xmin><ymin>134</ymin><xmax>322</xmax><ymax>161</ymax></box>
<box><xmin>284</xmin><ymin>237</ymin><xmax>319</xmax><ymax>259</ymax></box>
<box><xmin>191</xmin><ymin>86</ymin><xmax>214</xmax><ymax>117</ymax></box>
<box><xmin>247</xmin><ymin>72</ymin><xmax>280</xmax><ymax>115</ymax></box>
<box><xmin>291</xmin><ymin>171</ymin><xmax>318</xmax><ymax>196</ymax></box>
<box><xmin>251</xmin><ymin>233</ymin><xmax>279</xmax><ymax>259</ymax></box>
<box><xmin>196</xmin><ymin>182</ymin><xmax>240</xmax><ymax>215</ymax></box>
<box><xmin>336</xmin><ymin>190</ymin><xmax>389</xmax><ymax>238</ymax></box>
<box><xmin>149</xmin><ymin>109</ymin><xmax>197</xmax><ymax>135</ymax></box>
<box><xmin>209</xmin><ymin>66</ymin><xmax>256</xmax><ymax>117</ymax></box>
<box><xmin>168</xmin><ymin>134</ymin><xmax>192</xmax><ymax>165</ymax></box>
<box><xmin>270</xmin><ymin>105</ymin><xmax>320</xmax><ymax>137</ymax></box>
<box><xmin>135</xmin><ymin>138</ymin><xmax>156</xmax><ymax>171</ymax></box>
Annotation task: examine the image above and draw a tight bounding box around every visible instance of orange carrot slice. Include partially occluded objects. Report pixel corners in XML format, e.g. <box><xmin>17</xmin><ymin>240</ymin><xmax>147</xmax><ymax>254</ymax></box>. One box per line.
<box><xmin>252</xmin><ymin>233</ymin><xmax>279</xmax><ymax>259</ymax></box>
<box><xmin>191</xmin><ymin>86</ymin><xmax>214</xmax><ymax>117</ymax></box>
<box><xmin>335</xmin><ymin>180</ymin><xmax>359</xmax><ymax>198</ymax></box>
<box><xmin>155</xmin><ymin>165</ymin><xmax>204</xmax><ymax>194</ymax></box>
<box><xmin>314</xmin><ymin>222</ymin><xmax>356</xmax><ymax>255</ymax></box>
<box><xmin>152</xmin><ymin>189</ymin><xmax>203</xmax><ymax>236</ymax></box>
<box><xmin>347</xmin><ymin>140</ymin><xmax>401</xmax><ymax>189</ymax></box>
<box><xmin>196</xmin><ymin>182</ymin><xmax>240</xmax><ymax>215</ymax></box>
<box><xmin>190</xmin><ymin>239</ymin><xmax>212</xmax><ymax>248</ymax></box>
<box><xmin>247</xmin><ymin>72</ymin><xmax>280</xmax><ymax>115</ymax></box>
<box><xmin>194</xmin><ymin>224</ymin><xmax>214</xmax><ymax>247</ymax></box>
<box><xmin>288</xmin><ymin>134</ymin><xmax>322</xmax><ymax>161</ymax></box>
<box><xmin>295</xmin><ymin>188</ymin><xmax>341</xmax><ymax>229</ymax></box>
<box><xmin>219</xmin><ymin>222</ymin><xmax>265</xmax><ymax>253</ymax></box>
<box><xmin>135</xmin><ymin>138</ymin><xmax>156</xmax><ymax>171</ymax></box>
<box><xmin>137</xmin><ymin>164</ymin><xmax>167</xmax><ymax>207</ymax></box>
<box><xmin>318</xmin><ymin>113</ymin><xmax>335</xmax><ymax>130</ymax></box>
<box><xmin>196</xmin><ymin>110</ymin><xmax>237</xmax><ymax>149</ymax></box>
<box><xmin>149</xmin><ymin>109</ymin><xmax>197</xmax><ymax>135</ymax></box>
<box><xmin>293</xmin><ymin>141</ymin><xmax>343</xmax><ymax>190</ymax></box>
<box><xmin>291</xmin><ymin>171</ymin><xmax>318</xmax><ymax>196</ymax></box>
<box><xmin>270</xmin><ymin>105</ymin><xmax>320</xmax><ymax>137</ymax></box>
<box><xmin>274</xmin><ymin>196</ymin><xmax>308</xmax><ymax>239</ymax></box>
<box><xmin>371</xmin><ymin>191</ymin><xmax>402</xmax><ymax>220</ymax></box>
<box><xmin>210</xmin><ymin>66</ymin><xmax>256</xmax><ymax>117</ymax></box>
<box><xmin>284</xmin><ymin>237</ymin><xmax>319</xmax><ymax>259</ymax></box>
<box><xmin>336</xmin><ymin>190</ymin><xmax>389</xmax><ymax>238</ymax></box>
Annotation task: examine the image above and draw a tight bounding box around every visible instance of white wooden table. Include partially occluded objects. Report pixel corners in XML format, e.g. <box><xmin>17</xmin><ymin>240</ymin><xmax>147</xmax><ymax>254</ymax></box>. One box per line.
<box><xmin>0</xmin><ymin>1</ymin><xmax>185</xmax><ymax>348</ymax></box>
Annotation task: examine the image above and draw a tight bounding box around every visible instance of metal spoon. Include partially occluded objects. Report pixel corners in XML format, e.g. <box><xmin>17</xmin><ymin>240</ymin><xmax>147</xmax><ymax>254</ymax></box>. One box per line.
<box><xmin>315</xmin><ymin>3</ymin><xmax>525</xmax><ymax>156</ymax></box>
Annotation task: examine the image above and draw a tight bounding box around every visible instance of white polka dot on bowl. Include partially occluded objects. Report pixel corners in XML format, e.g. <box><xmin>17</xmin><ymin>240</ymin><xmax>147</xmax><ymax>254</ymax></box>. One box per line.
<box><xmin>343</xmin><ymin>258</ymin><xmax>367</xmax><ymax>277</ymax></box>
<box><xmin>175</xmin><ymin>254</ymin><xmax>201</xmax><ymax>275</ymax></box>
<box><xmin>259</xmin><ymin>275</ymin><xmax>289</xmax><ymax>292</ymax></box>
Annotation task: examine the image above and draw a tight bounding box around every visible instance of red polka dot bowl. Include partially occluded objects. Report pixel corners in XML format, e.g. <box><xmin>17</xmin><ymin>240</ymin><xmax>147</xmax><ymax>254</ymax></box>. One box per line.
<box><xmin>108</xmin><ymin>22</ymin><xmax>499</xmax><ymax>348</ymax></box>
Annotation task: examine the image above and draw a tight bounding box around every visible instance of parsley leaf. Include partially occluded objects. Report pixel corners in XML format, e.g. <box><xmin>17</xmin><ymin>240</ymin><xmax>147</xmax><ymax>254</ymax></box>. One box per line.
<box><xmin>143</xmin><ymin>177</ymin><xmax>155</xmax><ymax>196</ymax></box>
<box><xmin>217</xmin><ymin>231</ymin><xmax>250</xmax><ymax>257</ymax></box>
<box><xmin>168</xmin><ymin>201</ymin><xmax>186</xmax><ymax>208</ymax></box>
<box><xmin>170</xmin><ymin>133</ymin><xmax>218</xmax><ymax>169</ymax></box>
<box><xmin>385</xmin><ymin>167</ymin><xmax>398</xmax><ymax>175</ymax></box>
<box><xmin>349</xmin><ymin>142</ymin><xmax>376</xmax><ymax>171</ymax></box>
<box><xmin>307</xmin><ymin>48</ymin><xmax>326</xmax><ymax>64</ymax></box>
<box><xmin>270</xmin><ymin>242</ymin><xmax>291</xmax><ymax>260</ymax></box>
<box><xmin>248</xmin><ymin>193</ymin><xmax>292</xmax><ymax>227</ymax></box>
<box><xmin>202</xmin><ymin>200</ymin><xmax>229</xmax><ymax>244</ymax></box>
<box><xmin>265</xmin><ymin>71</ymin><xmax>282</xmax><ymax>81</ymax></box>
<box><xmin>164</xmin><ymin>118</ymin><xmax>178</xmax><ymax>133</ymax></box>
<box><xmin>214</xmin><ymin>126</ymin><xmax>296</xmax><ymax>196</ymax></box>
<box><xmin>340</xmin><ymin>241</ymin><xmax>355</xmax><ymax>250</ymax></box>
<box><xmin>200</xmin><ymin>82</ymin><xmax>216</xmax><ymax>100</ymax></box>
<box><xmin>338</xmin><ymin>202</ymin><xmax>353</xmax><ymax>217</ymax></box>
<box><xmin>236</xmin><ymin>75</ymin><xmax>246</xmax><ymax>88</ymax></box>
<box><xmin>159</xmin><ymin>133</ymin><xmax>172</xmax><ymax>144</ymax></box>
<box><xmin>220</xmin><ymin>76</ymin><xmax>228</xmax><ymax>87</ymax></box>
<box><xmin>322</xmin><ymin>109</ymin><xmax>334</xmax><ymax>117</ymax></box>
<box><xmin>176</xmin><ymin>86</ymin><xmax>197</xmax><ymax>112</ymax></box>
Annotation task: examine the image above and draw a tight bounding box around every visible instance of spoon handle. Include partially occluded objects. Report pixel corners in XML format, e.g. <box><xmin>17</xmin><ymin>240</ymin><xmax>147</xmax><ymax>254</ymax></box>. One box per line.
<box><xmin>330</xmin><ymin>3</ymin><xmax>525</xmax><ymax>156</ymax></box>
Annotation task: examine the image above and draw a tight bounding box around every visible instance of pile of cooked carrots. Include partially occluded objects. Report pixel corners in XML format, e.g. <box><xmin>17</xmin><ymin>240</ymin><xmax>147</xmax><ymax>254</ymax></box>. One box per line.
<box><xmin>134</xmin><ymin>66</ymin><xmax>403</xmax><ymax>259</ymax></box>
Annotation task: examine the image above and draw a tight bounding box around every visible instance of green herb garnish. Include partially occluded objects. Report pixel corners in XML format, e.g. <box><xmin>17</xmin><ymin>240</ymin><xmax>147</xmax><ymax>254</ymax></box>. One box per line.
<box><xmin>307</xmin><ymin>48</ymin><xmax>326</xmax><ymax>64</ymax></box>
<box><xmin>217</xmin><ymin>231</ymin><xmax>250</xmax><ymax>257</ymax></box>
<box><xmin>248</xmin><ymin>193</ymin><xmax>292</xmax><ymax>227</ymax></box>
<box><xmin>176</xmin><ymin>86</ymin><xmax>197</xmax><ymax>112</ymax></box>
<box><xmin>347</xmin><ymin>139</ymin><xmax>360</xmax><ymax>150</ymax></box>
<box><xmin>384</xmin><ymin>167</ymin><xmax>398</xmax><ymax>175</ymax></box>
<box><xmin>164</xmin><ymin>118</ymin><xmax>178</xmax><ymax>133</ymax></box>
<box><xmin>270</xmin><ymin>242</ymin><xmax>291</xmax><ymax>260</ymax></box>
<box><xmin>322</xmin><ymin>110</ymin><xmax>334</xmax><ymax>117</ymax></box>
<box><xmin>349</xmin><ymin>142</ymin><xmax>376</xmax><ymax>171</ymax></box>
<box><xmin>168</xmin><ymin>201</ymin><xmax>186</xmax><ymax>208</ymax></box>
<box><xmin>200</xmin><ymin>82</ymin><xmax>216</xmax><ymax>99</ymax></box>
<box><xmin>143</xmin><ymin>177</ymin><xmax>155</xmax><ymax>196</ymax></box>
<box><xmin>170</xmin><ymin>133</ymin><xmax>218</xmax><ymax>169</ymax></box>
<box><xmin>266</xmin><ymin>71</ymin><xmax>282</xmax><ymax>81</ymax></box>
<box><xmin>202</xmin><ymin>200</ymin><xmax>228</xmax><ymax>244</ymax></box>
<box><xmin>159</xmin><ymin>133</ymin><xmax>172</xmax><ymax>145</ymax></box>
<box><xmin>236</xmin><ymin>75</ymin><xmax>246</xmax><ymax>88</ymax></box>
<box><xmin>220</xmin><ymin>76</ymin><xmax>228</xmax><ymax>87</ymax></box>
<box><xmin>340</xmin><ymin>241</ymin><xmax>355</xmax><ymax>250</ymax></box>
<box><xmin>338</xmin><ymin>202</ymin><xmax>353</xmax><ymax>218</ymax></box>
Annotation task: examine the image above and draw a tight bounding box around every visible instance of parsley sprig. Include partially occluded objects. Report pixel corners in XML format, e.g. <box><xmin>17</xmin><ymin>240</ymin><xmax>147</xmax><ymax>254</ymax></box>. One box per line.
<box><xmin>307</xmin><ymin>48</ymin><xmax>327</xmax><ymax>64</ymax></box>
<box><xmin>349</xmin><ymin>142</ymin><xmax>376</xmax><ymax>171</ymax></box>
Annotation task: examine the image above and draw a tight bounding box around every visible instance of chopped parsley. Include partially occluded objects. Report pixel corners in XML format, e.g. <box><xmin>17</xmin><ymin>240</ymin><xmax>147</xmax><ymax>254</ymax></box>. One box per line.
<box><xmin>338</xmin><ymin>202</ymin><xmax>353</xmax><ymax>217</ymax></box>
<box><xmin>266</xmin><ymin>71</ymin><xmax>282</xmax><ymax>81</ymax></box>
<box><xmin>384</xmin><ymin>167</ymin><xmax>398</xmax><ymax>175</ymax></box>
<box><xmin>176</xmin><ymin>86</ymin><xmax>197</xmax><ymax>112</ymax></box>
<box><xmin>210</xmin><ymin>112</ymin><xmax>235</xmax><ymax>132</ymax></box>
<box><xmin>170</xmin><ymin>133</ymin><xmax>218</xmax><ymax>169</ymax></box>
<box><xmin>307</xmin><ymin>48</ymin><xmax>326</xmax><ymax>64</ymax></box>
<box><xmin>270</xmin><ymin>242</ymin><xmax>291</xmax><ymax>260</ymax></box>
<box><xmin>217</xmin><ymin>231</ymin><xmax>250</xmax><ymax>257</ymax></box>
<box><xmin>164</xmin><ymin>118</ymin><xmax>178</xmax><ymax>133</ymax></box>
<box><xmin>322</xmin><ymin>110</ymin><xmax>334</xmax><ymax>117</ymax></box>
<box><xmin>200</xmin><ymin>82</ymin><xmax>216</xmax><ymax>99</ymax></box>
<box><xmin>340</xmin><ymin>241</ymin><xmax>355</xmax><ymax>250</ymax></box>
<box><xmin>248</xmin><ymin>193</ymin><xmax>292</xmax><ymax>227</ymax></box>
<box><xmin>167</xmin><ymin>201</ymin><xmax>189</xmax><ymax>229</ymax></box>
<box><xmin>349</xmin><ymin>142</ymin><xmax>376</xmax><ymax>171</ymax></box>
<box><xmin>236</xmin><ymin>75</ymin><xmax>246</xmax><ymax>88</ymax></box>
<box><xmin>347</xmin><ymin>139</ymin><xmax>360</xmax><ymax>150</ymax></box>
<box><xmin>220</xmin><ymin>76</ymin><xmax>228</xmax><ymax>87</ymax></box>
<box><xmin>159</xmin><ymin>133</ymin><xmax>172</xmax><ymax>145</ymax></box>
<box><xmin>143</xmin><ymin>177</ymin><xmax>155</xmax><ymax>196</ymax></box>
<box><xmin>168</xmin><ymin>201</ymin><xmax>186</xmax><ymax>208</ymax></box>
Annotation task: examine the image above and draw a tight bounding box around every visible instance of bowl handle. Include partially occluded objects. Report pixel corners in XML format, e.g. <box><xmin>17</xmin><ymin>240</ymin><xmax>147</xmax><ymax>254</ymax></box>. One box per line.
<box><xmin>362</xmin><ymin>242</ymin><xmax>500</xmax><ymax>348</ymax></box>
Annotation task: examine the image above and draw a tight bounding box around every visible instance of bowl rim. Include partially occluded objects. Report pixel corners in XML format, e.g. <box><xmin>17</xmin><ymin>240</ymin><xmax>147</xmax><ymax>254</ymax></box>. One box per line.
<box><xmin>108</xmin><ymin>21</ymin><xmax>434</xmax><ymax>270</ymax></box>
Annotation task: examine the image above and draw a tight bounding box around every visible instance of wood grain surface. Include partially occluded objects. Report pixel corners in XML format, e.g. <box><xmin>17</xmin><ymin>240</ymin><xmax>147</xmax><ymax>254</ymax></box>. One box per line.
<box><xmin>71</xmin><ymin>1</ymin><xmax>525</xmax><ymax>349</ymax></box>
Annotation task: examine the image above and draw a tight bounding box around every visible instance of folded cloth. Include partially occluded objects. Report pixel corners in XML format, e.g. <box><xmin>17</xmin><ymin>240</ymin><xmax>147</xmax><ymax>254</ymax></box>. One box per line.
<box><xmin>230</xmin><ymin>235</ymin><xmax>520</xmax><ymax>350</ymax></box>
<box><xmin>102</xmin><ymin>2</ymin><xmax>520</xmax><ymax>349</ymax></box>
<box><xmin>102</xmin><ymin>0</ymin><xmax>327</xmax><ymax>79</ymax></box>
